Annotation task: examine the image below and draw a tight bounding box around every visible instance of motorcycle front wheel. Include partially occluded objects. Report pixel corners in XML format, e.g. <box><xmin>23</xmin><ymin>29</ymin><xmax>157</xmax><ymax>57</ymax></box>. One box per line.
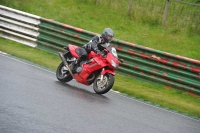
<box><xmin>93</xmin><ymin>73</ymin><xmax>114</xmax><ymax>94</ymax></box>
<box><xmin>56</xmin><ymin>62</ymin><xmax>73</xmax><ymax>82</ymax></box>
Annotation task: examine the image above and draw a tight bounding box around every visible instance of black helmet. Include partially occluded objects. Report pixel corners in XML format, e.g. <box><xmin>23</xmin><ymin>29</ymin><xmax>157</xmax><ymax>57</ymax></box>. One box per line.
<box><xmin>101</xmin><ymin>28</ymin><xmax>114</xmax><ymax>43</ymax></box>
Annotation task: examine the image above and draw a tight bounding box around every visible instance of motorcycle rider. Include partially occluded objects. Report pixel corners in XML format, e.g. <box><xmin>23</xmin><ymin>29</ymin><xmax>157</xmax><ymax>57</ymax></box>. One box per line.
<box><xmin>71</xmin><ymin>28</ymin><xmax>114</xmax><ymax>72</ymax></box>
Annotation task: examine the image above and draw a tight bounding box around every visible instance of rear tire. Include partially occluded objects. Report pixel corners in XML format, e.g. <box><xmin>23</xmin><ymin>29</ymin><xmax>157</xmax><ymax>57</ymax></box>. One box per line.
<box><xmin>93</xmin><ymin>73</ymin><xmax>114</xmax><ymax>94</ymax></box>
<box><xmin>56</xmin><ymin>62</ymin><xmax>73</xmax><ymax>82</ymax></box>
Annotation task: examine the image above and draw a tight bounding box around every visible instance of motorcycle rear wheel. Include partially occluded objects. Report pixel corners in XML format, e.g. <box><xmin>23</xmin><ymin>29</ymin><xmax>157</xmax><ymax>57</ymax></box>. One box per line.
<box><xmin>93</xmin><ymin>73</ymin><xmax>114</xmax><ymax>94</ymax></box>
<box><xmin>56</xmin><ymin>62</ymin><xmax>73</xmax><ymax>82</ymax></box>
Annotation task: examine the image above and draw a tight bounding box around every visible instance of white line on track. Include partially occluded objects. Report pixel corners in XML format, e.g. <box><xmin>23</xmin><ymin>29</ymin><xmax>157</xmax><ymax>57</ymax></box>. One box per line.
<box><xmin>0</xmin><ymin>52</ymin><xmax>199</xmax><ymax>122</ymax></box>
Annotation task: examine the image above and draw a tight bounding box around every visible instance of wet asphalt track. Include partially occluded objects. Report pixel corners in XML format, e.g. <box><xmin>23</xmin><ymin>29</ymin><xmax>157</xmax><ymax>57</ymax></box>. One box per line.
<box><xmin>0</xmin><ymin>53</ymin><xmax>199</xmax><ymax>133</ymax></box>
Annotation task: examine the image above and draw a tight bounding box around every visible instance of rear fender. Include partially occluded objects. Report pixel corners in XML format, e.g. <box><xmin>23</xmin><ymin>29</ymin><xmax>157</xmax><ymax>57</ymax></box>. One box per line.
<box><xmin>68</xmin><ymin>44</ymin><xmax>79</xmax><ymax>58</ymax></box>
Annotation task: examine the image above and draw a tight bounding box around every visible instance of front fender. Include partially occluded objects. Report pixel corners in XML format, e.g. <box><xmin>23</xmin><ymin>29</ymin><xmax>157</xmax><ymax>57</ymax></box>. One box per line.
<box><xmin>101</xmin><ymin>69</ymin><xmax>115</xmax><ymax>75</ymax></box>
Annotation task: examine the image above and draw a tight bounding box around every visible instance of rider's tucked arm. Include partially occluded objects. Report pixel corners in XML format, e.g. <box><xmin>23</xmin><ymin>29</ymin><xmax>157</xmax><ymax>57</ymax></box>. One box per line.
<box><xmin>90</xmin><ymin>41</ymin><xmax>100</xmax><ymax>53</ymax></box>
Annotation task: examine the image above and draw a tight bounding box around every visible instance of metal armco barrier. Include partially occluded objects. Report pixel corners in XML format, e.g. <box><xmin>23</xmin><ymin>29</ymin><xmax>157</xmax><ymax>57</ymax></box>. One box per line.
<box><xmin>37</xmin><ymin>18</ymin><xmax>95</xmax><ymax>53</ymax></box>
<box><xmin>1</xmin><ymin>5</ymin><xmax>200</xmax><ymax>95</ymax></box>
<box><xmin>112</xmin><ymin>40</ymin><xmax>200</xmax><ymax>96</ymax></box>
<box><xmin>0</xmin><ymin>5</ymin><xmax>40</xmax><ymax>47</ymax></box>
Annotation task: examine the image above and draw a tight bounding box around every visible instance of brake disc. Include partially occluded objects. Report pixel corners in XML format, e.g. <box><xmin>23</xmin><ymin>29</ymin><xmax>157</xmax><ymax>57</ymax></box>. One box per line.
<box><xmin>97</xmin><ymin>76</ymin><xmax>108</xmax><ymax>88</ymax></box>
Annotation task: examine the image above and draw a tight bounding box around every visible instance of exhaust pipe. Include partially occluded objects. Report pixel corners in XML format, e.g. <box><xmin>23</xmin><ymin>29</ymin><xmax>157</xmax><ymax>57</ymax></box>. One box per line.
<box><xmin>59</xmin><ymin>52</ymin><xmax>74</xmax><ymax>79</ymax></box>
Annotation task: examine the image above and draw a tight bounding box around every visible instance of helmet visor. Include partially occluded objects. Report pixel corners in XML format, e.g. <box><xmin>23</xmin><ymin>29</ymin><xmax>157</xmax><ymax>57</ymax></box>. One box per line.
<box><xmin>107</xmin><ymin>35</ymin><xmax>113</xmax><ymax>42</ymax></box>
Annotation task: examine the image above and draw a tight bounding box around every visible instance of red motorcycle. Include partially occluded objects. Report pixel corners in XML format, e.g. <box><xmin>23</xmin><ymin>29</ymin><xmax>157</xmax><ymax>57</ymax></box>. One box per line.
<box><xmin>56</xmin><ymin>44</ymin><xmax>123</xmax><ymax>94</ymax></box>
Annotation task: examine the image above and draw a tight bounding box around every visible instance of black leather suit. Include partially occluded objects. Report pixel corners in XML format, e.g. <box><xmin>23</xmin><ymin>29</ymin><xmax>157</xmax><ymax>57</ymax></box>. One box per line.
<box><xmin>76</xmin><ymin>35</ymin><xmax>107</xmax><ymax>64</ymax></box>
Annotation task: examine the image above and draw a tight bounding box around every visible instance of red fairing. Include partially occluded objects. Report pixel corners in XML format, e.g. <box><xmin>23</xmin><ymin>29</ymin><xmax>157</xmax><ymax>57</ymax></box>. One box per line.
<box><xmin>68</xmin><ymin>45</ymin><xmax>120</xmax><ymax>85</ymax></box>
<box><xmin>68</xmin><ymin>44</ymin><xmax>79</xmax><ymax>58</ymax></box>
<box><xmin>101</xmin><ymin>69</ymin><xmax>115</xmax><ymax>75</ymax></box>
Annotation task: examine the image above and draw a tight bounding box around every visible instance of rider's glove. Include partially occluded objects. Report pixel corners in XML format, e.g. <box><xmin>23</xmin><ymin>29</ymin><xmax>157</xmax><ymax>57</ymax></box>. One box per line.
<box><xmin>94</xmin><ymin>48</ymin><xmax>101</xmax><ymax>54</ymax></box>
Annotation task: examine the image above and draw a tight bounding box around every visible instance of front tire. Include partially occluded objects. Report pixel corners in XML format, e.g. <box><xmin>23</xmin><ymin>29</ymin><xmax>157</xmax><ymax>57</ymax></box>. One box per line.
<box><xmin>93</xmin><ymin>73</ymin><xmax>114</xmax><ymax>94</ymax></box>
<box><xmin>56</xmin><ymin>62</ymin><xmax>73</xmax><ymax>82</ymax></box>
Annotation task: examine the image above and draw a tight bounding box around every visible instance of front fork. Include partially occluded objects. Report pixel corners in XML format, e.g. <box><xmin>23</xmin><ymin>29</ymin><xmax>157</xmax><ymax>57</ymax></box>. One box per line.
<box><xmin>100</xmin><ymin>68</ymin><xmax>105</xmax><ymax>82</ymax></box>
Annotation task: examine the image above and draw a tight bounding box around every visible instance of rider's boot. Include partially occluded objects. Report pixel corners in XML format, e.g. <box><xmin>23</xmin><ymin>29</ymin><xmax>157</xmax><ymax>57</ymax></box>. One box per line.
<box><xmin>70</xmin><ymin>62</ymin><xmax>76</xmax><ymax>73</ymax></box>
<box><xmin>71</xmin><ymin>58</ymin><xmax>82</xmax><ymax>73</ymax></box>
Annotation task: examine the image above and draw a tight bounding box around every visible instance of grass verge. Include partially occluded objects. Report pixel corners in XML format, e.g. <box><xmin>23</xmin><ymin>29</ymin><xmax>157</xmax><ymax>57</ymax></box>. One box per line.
<box><xmin>0</xmin><ymin>37</ymin><xmax>200</xmax><ymax>119</ymax></box>
<box><xmin>1</xmin><ymin>0</ymin><xmax>200</xmax><ymax>60</ymax></box>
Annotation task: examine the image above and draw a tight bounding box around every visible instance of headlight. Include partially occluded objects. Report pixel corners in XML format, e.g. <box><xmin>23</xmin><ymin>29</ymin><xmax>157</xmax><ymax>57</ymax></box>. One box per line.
<box><xmin>111</xmin><ymin>60</ymin><xmax>118</xmax><ymax>68</ymax></box>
